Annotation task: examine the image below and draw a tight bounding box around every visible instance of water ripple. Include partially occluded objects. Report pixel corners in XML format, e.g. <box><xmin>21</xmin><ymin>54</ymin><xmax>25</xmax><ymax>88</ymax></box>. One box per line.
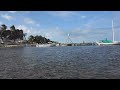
<box><xmin>0</xmin><ymin>46</ymin><xmax>120</xmax><ymax>79</ymax></box>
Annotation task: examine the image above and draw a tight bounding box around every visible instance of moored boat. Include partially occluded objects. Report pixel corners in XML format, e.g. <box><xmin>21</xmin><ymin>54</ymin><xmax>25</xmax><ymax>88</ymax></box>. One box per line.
<box><xmin>96</xmin><ymin>19</ymin><xmax>120</xmax><ymax>46</ymax></box>
<box><xmin>36</xmin><ymin>43</ymin><xmax>56</xmax><ymax>47</ymax></box>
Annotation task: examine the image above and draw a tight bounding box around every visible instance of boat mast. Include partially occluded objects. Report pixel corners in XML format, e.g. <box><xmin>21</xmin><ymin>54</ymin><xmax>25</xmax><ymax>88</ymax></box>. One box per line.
<box><xmin>112</xmin><ymin>19</ymin><xmax>115</xmax><ymax>42</ymax></box>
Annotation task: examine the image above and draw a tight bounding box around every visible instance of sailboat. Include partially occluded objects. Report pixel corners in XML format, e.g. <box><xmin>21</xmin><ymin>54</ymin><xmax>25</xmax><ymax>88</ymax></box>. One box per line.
<box><xmin>96</xmin><ymin>19</ymin><xmax>120</xmax><ymax>45</ymax></box>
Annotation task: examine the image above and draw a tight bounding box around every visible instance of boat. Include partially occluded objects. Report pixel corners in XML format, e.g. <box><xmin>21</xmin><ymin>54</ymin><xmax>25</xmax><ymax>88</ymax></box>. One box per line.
<box><xmin>35</xmin><ymin>34</ymin><xmax>56</xmax><ymax>47</ymax></box>
<box><xmin>36</xmin><ymin>43</ymin><xmax>56</xmax><ymax>47</ymax></box>
<box><xmin>96</xmin><ymin>39</ymin><xmax>120</xmax><ymax>46</ymax></box>
<box><xmin>96</xmin><ymin>19</ymin><xmax>120</xmax><ymax>45</ymax></box>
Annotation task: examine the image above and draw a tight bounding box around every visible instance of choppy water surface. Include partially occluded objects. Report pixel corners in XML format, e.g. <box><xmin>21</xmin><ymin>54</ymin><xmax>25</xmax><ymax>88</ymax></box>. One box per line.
<box><xmin>0</xmin><ymin>46</ymin><xmax>120</xmax><ymax>79</ymax></box>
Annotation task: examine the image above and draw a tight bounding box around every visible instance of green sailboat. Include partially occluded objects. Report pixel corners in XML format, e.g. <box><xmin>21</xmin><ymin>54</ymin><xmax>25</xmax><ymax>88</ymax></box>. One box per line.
<box><xmin>96</xmin><ymin>20</ymin><xmax>120</xmax><ymax>45</ymax></box>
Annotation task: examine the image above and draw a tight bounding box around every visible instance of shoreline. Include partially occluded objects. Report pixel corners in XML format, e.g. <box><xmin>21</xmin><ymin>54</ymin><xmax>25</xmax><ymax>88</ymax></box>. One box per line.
<box><xmin>0</xmin><ymin>44</ymin><xmax>25</xmax><ymax>48</ymax></box>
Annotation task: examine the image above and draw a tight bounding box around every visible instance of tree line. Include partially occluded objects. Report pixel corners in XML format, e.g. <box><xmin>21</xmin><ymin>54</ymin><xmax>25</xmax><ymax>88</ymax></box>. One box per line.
<box><xmin>28</xmin><ymin>35</ymin><xmax>59</xmax><ymax>44</ymax></box>
<box><xmin>28</xmin><ymin>35</ymin><xmax>57</xmax><ymax>44</ymax></box>
<box><xmin>0</xmin><ymin>24</ymin><xmax>25</xmax><ymax>42</ymax></box>
<box><xmin>0</xmin><ymin>24</ymin><xmax>58</xmax><ymax>44</ymax></box>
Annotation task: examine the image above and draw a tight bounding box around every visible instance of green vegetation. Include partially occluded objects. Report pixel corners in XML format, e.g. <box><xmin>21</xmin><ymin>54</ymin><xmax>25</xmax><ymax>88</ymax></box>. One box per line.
<box><xmin>28</xmin><ymin>35</ymin><xmax>55</xmax><ymax>44</ymax></box>
<box><xmin>0</xmin><ymin>24</ymin><xmax>58</xmax><ymax>44</ymax></box>
<box><xmin>0</xmin><ymin>24</ymin><xmax>24</xmax><ymax>42</ymax></box>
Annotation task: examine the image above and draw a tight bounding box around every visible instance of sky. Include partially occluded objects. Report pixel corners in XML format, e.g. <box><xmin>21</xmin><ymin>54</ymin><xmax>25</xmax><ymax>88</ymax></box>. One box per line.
<box><xmin>0</xmin><ymin>11</ymin><xmax>120</xmax><ymax>43</ymax></box>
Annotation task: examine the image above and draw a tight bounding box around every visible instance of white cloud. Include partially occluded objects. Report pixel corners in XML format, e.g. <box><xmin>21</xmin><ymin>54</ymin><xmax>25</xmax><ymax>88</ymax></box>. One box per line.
<box><xmin>0</xmin><ymin>21</ymin><xmax>3</xmax><ymax>25</ymax></box>
<box><xmin>83</xmin><ymin>16</ymin><xmax>102</xmax><ymax>29</ymax></box>
<box><xmin>25</xmin><ymin>11</ymin><xmax>31</xmax><ymax>13</ymax></box>
<box><xmin>8</xmin><ymin>11</ymin><xmax>31</xmax><ymax>13</ymax></box>
<box><xmin>36</xmin><ymin>27</ymin><xmax>62</xmax><ymax>38</ymax></box>
<box><xmin>70</xmin><ymin>28</ymin><xmax>91</xmax><ymax>38</ymax></box>
<box><xmin>18</xmin><ymin>11</ymin><xmax>31</xmax><ymax>13</ymax></box>
<box><xmin>15</xmin><ymin>25</ymin><xmax>97</xmax><ymax>43</ymax></box>
<box><xmin>36</xmin><ymin>26</ymin><xmax>97</xmax><ymax>43</ymax></box>
<box><xmin>24</xmin><ymin>18</ymin><xmax>35</xmax><ymax>24</ymax></box>
<box><xmin>68</xmin><ymin>24</ymin><xmax>114</xmax><ymax>42</ymax></box>
<box><xmin>36</xmin><ymin>24</ymin><xmax>40</xmax><ymax>27</ymax></box>
<box><xmin>26</xmin><ymin>26</ymin><xmax>65</xmax><ymax>42</ymax></box>
<box><xmin>81</xmin><ymin>15</ymin><xmax>86</xmax><ymax>19</ymax></box>
<box><xmin>16</xmin><ymin>25</ymin><xmax>65</xmax><ymax>42</ymax></box>
<box><xmin>16</xmin><ymin>25</ymin><xmax>31</xmax><ymax>34</ymax></box>
<box><xmin>8</xmin><ymin>11</ymin><xmax>17</xmax><ymax>13</ymax></box>
<box><xmin>1</xmin><ymin>14</ymin><xmax>13</xmax><ymax>21</ymax></box>
<box><xmin>44</xmin><ymin>27</ymin><xmax>63</xmax><ymax>38</ymax></box>
<box><xmin>47</xmin><ymin>11</ymin><xmax>77</xmax><ymax>18</ymax></box>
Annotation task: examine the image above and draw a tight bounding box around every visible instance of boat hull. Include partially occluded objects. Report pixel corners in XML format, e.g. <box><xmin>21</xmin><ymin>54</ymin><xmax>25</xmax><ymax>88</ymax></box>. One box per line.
<box><xmin>96</xmin><ymin>42</ymin><xmax>120</xmax><ymax>46</ymax></box>
<box><xmin>36</xmin><ymin>44</ymin><xmax>56</xmax><ymax>47</ymax></box>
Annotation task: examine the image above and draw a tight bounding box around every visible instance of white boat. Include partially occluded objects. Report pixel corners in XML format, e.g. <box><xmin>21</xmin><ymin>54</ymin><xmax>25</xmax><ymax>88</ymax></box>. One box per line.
<box><xmin>96</xmin><ymin>19</ymin><xmax>120</xmax><ymax>45</ymax></box>
<box><xmin>56</xmin><ymin>43</ymin><xmax>60</xmax><ymax>46</ymax></box>
<box><xmin>35</xmin><ymin>34</ymin><xmax>56</xmax><ymax>47</ymax></box>
<box><xmin>36</xmin><ymin>43</ymin><xmax>56</xmax><ymax>47</ymax></box>
<box><xmin>96</xmin><ymin>41</ymin><xmax>120</xmax><ymax>46</ymax></box>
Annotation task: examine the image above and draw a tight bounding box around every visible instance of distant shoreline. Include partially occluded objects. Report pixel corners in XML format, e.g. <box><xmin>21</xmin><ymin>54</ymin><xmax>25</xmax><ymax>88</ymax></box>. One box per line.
<box><xmin>0</xmin><ymin>44</ymin><xmax>25</xmax><ymax>48</ymax></box>
<box><xmin>0</xmin><ymin>42</ymin><xmax>97</xmax><ymax>48</ymax></box>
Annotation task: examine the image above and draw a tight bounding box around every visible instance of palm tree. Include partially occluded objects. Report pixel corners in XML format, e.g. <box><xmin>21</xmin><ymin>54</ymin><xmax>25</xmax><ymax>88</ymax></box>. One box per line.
<box><xmin>10</xmin><ymin>25</ymin><xmax>16</xmax><ymax>31</ymax></box>
<box><xmin>10</xmin><ymin>25</ymin><xmax>16</xmax><ymax>42</ymax></box>
<box><xmin>23</xmin><ymin>33</ymin><xmax>27</xmax><ymax>40</ymax></box>
<box><xmin>1</xmin><ymin>24</ymin><xmax>7</xmax><ymax>31</ymax></box>
<box><xmin>0</xmin><ymin>24</ymin><xmax>7</xmax><ymax>36</ymax></box>
<box><xmin>28</xmin><ymin>35</ymin><xmax>34</xmax><ymax>44</ymax></box>
<box><xmin>0</xmin><ymin>24</ymin><xmax>7</xmax><ymax>43</ymax></box>
<box><xmin>19</xmin><ymin>30</ymin><xmax>23</xmax><ymax>40</ymax></box>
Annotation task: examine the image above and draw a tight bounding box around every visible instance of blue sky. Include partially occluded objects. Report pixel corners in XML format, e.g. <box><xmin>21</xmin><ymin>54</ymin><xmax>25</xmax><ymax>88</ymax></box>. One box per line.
<box><xmin>0</xmin><ymin>11</ymin><xmax>120</xmax><ymax>43</ymax></box>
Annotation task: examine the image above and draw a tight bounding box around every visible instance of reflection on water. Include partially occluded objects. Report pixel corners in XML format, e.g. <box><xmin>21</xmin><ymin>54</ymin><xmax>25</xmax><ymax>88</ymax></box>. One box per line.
<box><xmin>0</xmin><ymin>46</ymin><xmax>120</xmax><ymax>79</ymax></box>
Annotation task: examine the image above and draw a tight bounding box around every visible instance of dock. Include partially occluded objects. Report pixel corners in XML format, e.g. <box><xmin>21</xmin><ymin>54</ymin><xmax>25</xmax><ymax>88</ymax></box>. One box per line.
<box><xmin>56</xmin><ymin>42</ymin><xmax>96</xmax><ymax>46</ymax></box>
